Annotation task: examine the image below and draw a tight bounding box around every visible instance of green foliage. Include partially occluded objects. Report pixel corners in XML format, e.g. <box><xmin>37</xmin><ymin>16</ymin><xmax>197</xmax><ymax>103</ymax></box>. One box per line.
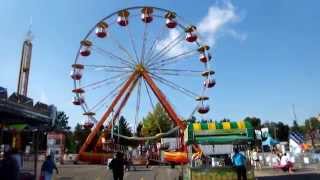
<box><xmin>73</xmin><ymin>123</ymin><xmax>91</xmax><ymax>152</ymax></box>
<box><xmin>262</xmin><ymin>121</ymin><xmax>289</xmax><ymax>141</ymax></box>
<box><xmin>221</xmin><ymin>118</ymin><xmax>231</xmax><ymax>122</ymax></box>
<box><xmin>65</xmin><ymin>131</ymin><xmax>76</xmax><ymax>153</ymax></box>
<box><xmin>53</xmin><ymin>111</ymin><xmax>71</xmax><ymax>131</ymax></box>
<box><xmin>305</xmin><ymin>117</ymin><xmax>320</xmax><ymax>131</ymax></box>
<box><xmin>290</xmin><ymin>120</ymin><xmax>306</xmax><ymax>134</ymax></box>
<box><xmin>244</xmin><ymin>117</ymin><xmax>261</xmax><ymax>130</ymax></box>
<box><xmin>117</xmin><ymin>116</ymin><xmax>133</xmax><ymax>137</ymax></box>
<box><xmin>186</xmin><ymin>116</ymin><xmax>196</xmax><ymax>124</ymax></box>
<box><xmin>135</xmin><ymin>122</ymin><xmax>143</xmax><ymax>137</ymax></box>
<box><xmin>114</xmin><ymin>116</ymin><xmax>134</xmax><ymax>146</ymax></box>
<box><xmin>141</xmin><ymin>103</ymin><xmax>173</xmax><ymax>137</ymax></box>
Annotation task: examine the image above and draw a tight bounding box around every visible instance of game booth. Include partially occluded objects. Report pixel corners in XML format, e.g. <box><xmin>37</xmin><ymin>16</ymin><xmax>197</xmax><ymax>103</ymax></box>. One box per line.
<box><xmin>183</xmin><ymin>120</ymin><xmax>255</xmax><ymax>180</ymax></box>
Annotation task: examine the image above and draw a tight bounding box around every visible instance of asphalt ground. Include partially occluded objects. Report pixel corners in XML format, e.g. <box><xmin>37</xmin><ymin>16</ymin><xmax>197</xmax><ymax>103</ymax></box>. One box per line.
<box><xmin>21</xmin><ymin>161</ymin><xmax>320</xmax><ymax>180</ymax></box>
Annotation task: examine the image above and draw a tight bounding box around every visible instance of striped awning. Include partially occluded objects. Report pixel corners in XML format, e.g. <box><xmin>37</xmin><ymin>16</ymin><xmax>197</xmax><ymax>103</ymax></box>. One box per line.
<box><xmin>185</xmin><ymin>120</ymin><xmax>254</xmax><ymax>145</ymax></box>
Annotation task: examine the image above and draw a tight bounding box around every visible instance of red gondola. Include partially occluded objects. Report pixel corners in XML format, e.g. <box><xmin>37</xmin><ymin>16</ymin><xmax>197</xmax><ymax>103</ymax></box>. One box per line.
<box><xmin>84</xmin><ymin>121</ymin><xmax>94</xmax><ymax>129</ymax></box>
<box><xmin>141</xmin><ymin>7</ymin><xmax>153</xmax><ymax>23</ymax></box>
<box><xmin>199</xmin><ymin>53</ymin><xmax>208</xmax><ymax>63</ymax></box>
<box><xmin>198</xmin><ymin>105</ymin><xmax>209</xmax><ymax>114</ymax></box>
<box><xmin>204</xmin><ymin>79</ymin><xmax>216</xmax><ymax>88</ymax></box>
<box><xmin>80</xmin><ymin>40</ymin><xmax>92</xmax><ymax>57</ymax></box>
<box><xmin>185</xmin><ymin>26</ymin><xmax>197</xmax><ymax>42</ymax></box>
<box><xmin>70</xmin><ymin>70</ymin><xmax>82</xmax><ymax>80</ymax></box>
<box><xmin>72</xmin><ymin>96</ymin><xmax>84</xmax><ymax>105</ymax></box>
<box><xmin>165</xmin><ymin>12</ymin><xmax>177</xmax><ymax>29</ymax></box>
<box><xmin>198</xmin><ymin>45</ymin><xmax>210</xmax><ymax>63</ymax></box>
<box><xmin>117</xmin><ymin>10</ymin><xmax>129</xmax><ymax>26</ymax></box>
<box><xmin>95</xmin><ymin>22</ymin><xmax>108</xmax><ymax>38</ymax></box>
<box><xmin>70</xmin><ymin>64</ymin><xmax>84</xmax><ymax>80</ymax></box>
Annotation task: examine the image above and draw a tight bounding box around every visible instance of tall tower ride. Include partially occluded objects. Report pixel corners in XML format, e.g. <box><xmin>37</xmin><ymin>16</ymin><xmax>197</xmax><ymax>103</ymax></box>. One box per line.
<box><xmin>17</xmin><ymin>31</ymin><xmax>33</xmax><ymax>96</ymax></box>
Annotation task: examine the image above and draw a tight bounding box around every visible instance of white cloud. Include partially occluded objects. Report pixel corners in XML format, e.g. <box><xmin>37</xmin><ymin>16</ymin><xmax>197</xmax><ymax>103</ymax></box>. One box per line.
<box><xmin>154</xmin><ymin>0</ymin><xmax>245</xmax><ymax>57</ymax></box>
<box><xmin>155</xmin><ymin>29</ymin><xmax>186</xmax><ymax>57</ymax></box>
<box><xmin>197</xmin><ymin>0</ymin><xmax>245</xmax><ymax>46</ymax></box>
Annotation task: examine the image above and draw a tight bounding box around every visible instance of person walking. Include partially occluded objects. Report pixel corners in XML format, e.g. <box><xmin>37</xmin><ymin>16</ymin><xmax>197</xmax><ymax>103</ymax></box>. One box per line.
<box><xmin>251</xmin><ymin>148</ymin><xmax>261</xmax><ymax>169</ymax></box>
<box><xmin>0</xmin><ymin>150</ymin><xmax>19</xmax><ymax>180</ymax></box>
<box><xmin>232</xmin><ymin>148</ymin><xmax>247</xmax><ymax>180</ymax></box>
<box><xmin>109</xmin><ymin>152</ymin><xmax>126</xmax><ymax>180</ymax></box>
<box><xmin>40</xmin><ymin>155</ymin><xmax>59</xmax><ymax>180</ymax></box>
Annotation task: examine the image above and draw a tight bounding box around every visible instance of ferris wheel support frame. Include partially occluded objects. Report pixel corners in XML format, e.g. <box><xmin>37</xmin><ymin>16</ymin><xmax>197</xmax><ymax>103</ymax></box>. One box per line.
<box><xmin>79</xmin><ymin>71</ymin><xmax>139</xmax><ymax>154</ymax></box>
<box><xmin>95</xmin><ymin>75</ymin><xmax>140</xmax><ymax>150</ymax></box>
<box><xmin>79</xmin><ymin>66</ymin><xmax>188</xmax><ymax>155</ymax></box>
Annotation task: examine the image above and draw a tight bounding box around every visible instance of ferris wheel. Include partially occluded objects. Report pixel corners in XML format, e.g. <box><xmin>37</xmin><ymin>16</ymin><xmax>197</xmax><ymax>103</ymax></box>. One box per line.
<box><xmin>71</xmin><ymin>6</ymin><xmax>216</xmax><ymax>155</ymax></box>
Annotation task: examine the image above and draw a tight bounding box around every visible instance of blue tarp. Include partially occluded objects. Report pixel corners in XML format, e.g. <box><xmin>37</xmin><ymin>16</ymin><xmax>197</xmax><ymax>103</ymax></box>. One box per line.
<box><xmin>262</xmin><ymin>136</ymin><xmax>279</xmax><ymax>146</ymax></box>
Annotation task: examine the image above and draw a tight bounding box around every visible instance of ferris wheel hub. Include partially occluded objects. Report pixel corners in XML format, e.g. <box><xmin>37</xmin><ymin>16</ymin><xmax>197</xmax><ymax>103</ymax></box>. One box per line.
<box><xmin>135</xmin><ymin>64</ymin><xmax>145</xmax><ymax>74</ymax></box>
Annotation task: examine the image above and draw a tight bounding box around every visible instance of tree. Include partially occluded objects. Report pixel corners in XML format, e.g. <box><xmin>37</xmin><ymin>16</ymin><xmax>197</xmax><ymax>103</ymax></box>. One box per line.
<box><xmin>136</xmin><ymin>122</ymin><xmax>143</xmax><ymax>137</ymax></box>
<box><xmin>244</xmin><ymin>117</ymin><xmax>261</xmax><ymax>130</ymax></box>
<box><xmin>304</xmin><ymin>116</ymin><xmax>320</xmax><ymax>147</ymax></box>
<box><xmin>290</xmin><ymin>120</ymin><xmax>305</xmax><ymax>134</ymax></box>
<box><xmin>221</xmin><ymin>118</ymin><xmax>231</xmax><ymax>122</ymax></box>
<box><xmin>73</xmin><ymin>123</ymin><xmax>91</xmax><ymax>152</ymax></box>
<box><xmin>142</xmin><ymin>103</ymin><xmax>173</xmax><ymax>137</ymax></box>
<box><xmin>53</xmin><ymin>111</ymin><xmax>71</xmax><ymax>131</ymax></box>
<box><xmin>305</xmin><ymin>117</ymin><xmax>320</xmax><ymax>131</ymax></box>
<box><xmin>262</xmin><ymin>121</ymin><xmax>289</xmax><ymax>141</ymax></box>
<box><xmin>186</xmin><ymin>116</ymin><xmax>196</xmax><ymax>124</ymax></box>
<box><xmin>276</xmin><ymin>122</ymin><xmax>289</xmax><ymax>141</ymax></box>
<box><xmin>114</xmin><ymin>116</ymin><xmax>133</xmax><ymax>146</ymax></box>
<box><xmin>65</xmin><ymin>131</ymin><xmax>77</xmax><ymax>153</ymax></box>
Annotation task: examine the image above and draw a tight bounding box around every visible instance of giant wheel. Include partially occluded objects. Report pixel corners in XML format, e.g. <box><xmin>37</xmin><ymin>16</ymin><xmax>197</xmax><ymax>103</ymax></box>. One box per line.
<box><xmin>70</xmin><ymin>6</ymin><xmax>216</xmax><ymax>162</ymax></box>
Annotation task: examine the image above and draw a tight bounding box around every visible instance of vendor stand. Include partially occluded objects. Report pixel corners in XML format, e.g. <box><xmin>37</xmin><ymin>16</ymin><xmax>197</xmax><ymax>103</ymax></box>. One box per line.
<box><xmin>183</xmin><ymin>120</ymin><xmax>255</xmax><ymax>180</ymax></box>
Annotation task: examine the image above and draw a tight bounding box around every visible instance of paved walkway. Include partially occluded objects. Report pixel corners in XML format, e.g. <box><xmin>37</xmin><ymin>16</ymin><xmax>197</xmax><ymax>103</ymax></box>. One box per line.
<box><xmin>22</xmin><ymin>161</ymin><xmax>320</xmax><ymax>180</ymax></box>
<box><xmin>53</xmin><ymin>165</ymin><xmax>180</xmax><ymax>180</ymax></box>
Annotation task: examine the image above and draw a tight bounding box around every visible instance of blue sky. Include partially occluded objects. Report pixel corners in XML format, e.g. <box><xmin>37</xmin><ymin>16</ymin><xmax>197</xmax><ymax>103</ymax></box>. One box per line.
<box><xmin>0</xmin><ymin>0</ymin><xmax>319</xmax><ymax>128</ymax></box>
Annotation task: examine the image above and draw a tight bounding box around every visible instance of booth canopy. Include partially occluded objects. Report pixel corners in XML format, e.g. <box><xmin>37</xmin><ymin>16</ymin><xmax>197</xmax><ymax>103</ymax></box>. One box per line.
<box><xmin>185</xmin><ymin>121</ymin><xmax>254</xmax><ymax>145</ymax></box>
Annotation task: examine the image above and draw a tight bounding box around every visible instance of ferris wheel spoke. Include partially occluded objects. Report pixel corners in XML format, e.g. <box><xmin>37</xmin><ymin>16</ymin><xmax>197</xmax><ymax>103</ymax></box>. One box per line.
<box><xmin>140</xmin><ymin>21</ymin><xmax>149</xmax><ymax>64</ymax></box>
<box><xmin>144</xmin><ymin>25</ymin><xmax>168</xmax><ymax>65</ymax></box>
<box><xmin>150</xmin><ymin>38</ymin><xmax>186</xmax><ymax>66</ymax></box>
<box><xmin>150</xmin><ymin>73</ymin><xmax>198</xmax><ymax>98</ymax></box>
<box><xmin>142</xmin><ymin>79</ymin><xmax>155</xmax><ymax>110</ymax></box>
<box><xmin>80</xmin><ymin>72</ymin><xmax>130</xmax><ymax>90</ymax></box>
<box><xmin>146</xmin><ymin>33</ymin><xmax>185</xmax><ymax>66</ymax></box>
<box><xmin>150</xmin><ymin>68</ymin><xmax>202</xmax><ymax>76</ymax></box>
<box><xmin>150</xmin><ymin>68</ymin><xmax>203</xmax><ymax>73</ymax></box>
<box><xmin>88</xmin><ymin>78</ymin><xmax>127</xmax><ymax>112</ymax></box>
<box><xmin>134</xmin><ymin>78</ymin><xmax>142</xmax><ymax>132</ymax></box>
<box><xmin>92</xmin><ymin>46</ymin><xmax>135</xmax><ymax>67</ymax></box>
<box><xmin>148</xmin><ymin>48</ymin><xmax>198</xmax><ymax>68</ymax></box>
<box><xmin>108</xmin><ymin>31</ymin><xmax>137</xmax><ymax>65</ymax></box>
<box><xmin>83</xmin><ymin>64</ymin><xmax>133</xmax><ymax>71</ymax></box>
<box><xmin>125</xmin><ymin>20</ymin><xmax>140</xmax><ymax>63</ymax></box>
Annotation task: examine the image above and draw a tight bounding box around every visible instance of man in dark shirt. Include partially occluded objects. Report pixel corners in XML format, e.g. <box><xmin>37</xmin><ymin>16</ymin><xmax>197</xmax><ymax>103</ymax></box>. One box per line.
<box><xmin>0</xmin><ymin>150</ymin><xmax>19</xmax><ymax>180</ymax></box>
<box><xmin>109</xmin><ymin>152</ymin><xmax>126</xmax><ymax>180</ymax></box>
<box><xmin>41</xmin><ymin>155</ymin><xmax>59</xmax><ymax>180</ymax></box>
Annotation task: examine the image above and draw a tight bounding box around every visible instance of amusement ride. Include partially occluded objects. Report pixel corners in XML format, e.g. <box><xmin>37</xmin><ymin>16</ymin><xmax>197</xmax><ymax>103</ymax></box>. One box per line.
<box><xmin>71</xmin><ymin>6</ymin><xmax>216</xmax><ymax>163</ymax></box>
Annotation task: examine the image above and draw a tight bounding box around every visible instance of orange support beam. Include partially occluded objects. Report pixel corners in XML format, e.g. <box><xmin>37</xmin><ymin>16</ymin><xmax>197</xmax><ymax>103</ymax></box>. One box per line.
<box><xmin>107</xmin><ymin>77</ymin><xmax>139</xmax><ymax>129</ymax></box>
<box><xmin>142</xmin><ymin>71</ymin><xmax>186</xmax><ymax>130</ymax></box>
<box><xmin>79</xmin><ymin>72</ymin><xmax>138</xmax><ymax>154</ymax></box>
<box><xmin>95</xmin><ymin>76</ymin><xmax>140</xmax><ymax>150</ymax></box>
